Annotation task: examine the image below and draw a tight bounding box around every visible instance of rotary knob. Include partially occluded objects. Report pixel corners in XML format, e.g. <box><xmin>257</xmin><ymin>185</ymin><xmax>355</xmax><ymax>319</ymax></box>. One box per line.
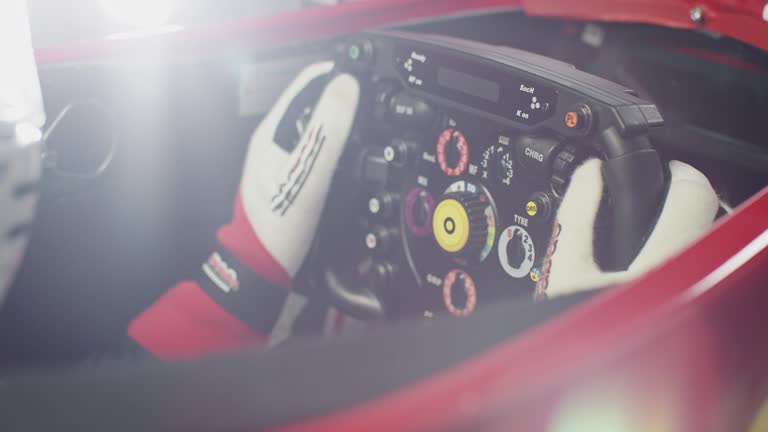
<box><xmin>432</xmin><ymin>192</ymin><xmax>489</xmax><ymax>262</ymax></box>
<box><xmin>436</xmin><ymin>128</ymin><xmax>469</xmax><ymax>176</ymax></box>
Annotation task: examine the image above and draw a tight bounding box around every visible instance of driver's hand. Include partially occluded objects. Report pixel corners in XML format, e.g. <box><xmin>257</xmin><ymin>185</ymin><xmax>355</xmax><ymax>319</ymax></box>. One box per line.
<box><xmin>536</xmin><ymin>159</ymin><xmax>719</xmax><ymax>299</ymax></box>
<box><xmin>216</xmin><ymin>62</ymin><xmax>360</xmax><ymax>289</ymax></box>
<box><xmin>127</xmin><ymin>63</ymin><xmax>359</xmax><ymax>358</ymax></box>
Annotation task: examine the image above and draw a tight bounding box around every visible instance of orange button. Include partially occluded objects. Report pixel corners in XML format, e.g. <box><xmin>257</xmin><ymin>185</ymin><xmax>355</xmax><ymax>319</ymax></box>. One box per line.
<box><xmin>565</xmin><ymin>111</ymin><xmax>579</xmax><ymax>128</ymax></box>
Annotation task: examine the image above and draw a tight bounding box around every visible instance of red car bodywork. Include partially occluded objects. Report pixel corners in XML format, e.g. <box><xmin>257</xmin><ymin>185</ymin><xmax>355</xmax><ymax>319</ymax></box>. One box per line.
<box><xmin>34</xmin><ymin>0</ymin><xmax>768</xmax><ymax>64</ymax></box>
<box><xmin>33</xmin><ymin>1</ymin><xmax>768</xmax><ymax>430</ymax></box>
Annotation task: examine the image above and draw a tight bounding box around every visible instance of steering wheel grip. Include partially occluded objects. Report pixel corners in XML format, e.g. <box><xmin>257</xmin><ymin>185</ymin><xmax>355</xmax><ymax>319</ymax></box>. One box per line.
<box><xmin>600</xmin><ymin>127</ymin><xmax>667</xmax><ymax>271</ymax></box>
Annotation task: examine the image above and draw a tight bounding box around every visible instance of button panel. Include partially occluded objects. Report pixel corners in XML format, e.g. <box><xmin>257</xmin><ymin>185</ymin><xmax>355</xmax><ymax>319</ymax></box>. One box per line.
<box><xmin>335</xmin><ymin>30</ymin><xmax>663</xmax><ymax>320</ymax></box>
<box><xmin>352</xmin><ymin>89</ymin><xmax>584</xmax><ymax>318</ymax></box>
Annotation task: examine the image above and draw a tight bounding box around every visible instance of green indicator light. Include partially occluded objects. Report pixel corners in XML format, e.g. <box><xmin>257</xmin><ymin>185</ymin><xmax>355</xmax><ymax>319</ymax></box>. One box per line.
<box><xmin>348</xmin><ymin>45</ymin><xmax>361</xmax><ymax>60</ymax></box>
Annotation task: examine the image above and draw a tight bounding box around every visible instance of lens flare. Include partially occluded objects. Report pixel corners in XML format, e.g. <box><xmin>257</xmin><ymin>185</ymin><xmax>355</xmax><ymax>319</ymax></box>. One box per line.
<box><xmin>549</xmin><ymin>380</ymin><xmax>680</xmax><ymax>432</ymax></box>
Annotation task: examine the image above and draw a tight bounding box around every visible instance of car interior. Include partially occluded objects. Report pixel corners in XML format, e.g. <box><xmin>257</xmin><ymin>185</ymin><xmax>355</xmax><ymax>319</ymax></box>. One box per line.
<box><xmin>0</xmin><ymin>10</ymin><xmax>766</xmax><ymax>373</ymax></box>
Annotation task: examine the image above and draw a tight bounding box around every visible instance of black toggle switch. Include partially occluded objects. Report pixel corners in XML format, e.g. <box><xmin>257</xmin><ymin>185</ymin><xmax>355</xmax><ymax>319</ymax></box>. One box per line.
<box><xmin>365</xmin><ymin>226</ymin><xmax>398</xmax><ymax>255</ymax></box>
<box><xmin>367</xmin><ymin>192</ymin><xmax>399</xmax><ymax>219</ymax></box>
<box><xmin>383</xmin><ymin>138</ymin><xmax>415</xmax><ymax>167</ymax></box>
<box><xmin>370</xmin><ymin>261</ymin><xmax>397</xmax><ymax>292</ymax></box>
<box><xmin>551</xmin><ymin>145</ymin><xmax>578</xmax><ymax>197</ymax></box>
<box><xmin>388</xmin><ymin>92</ymin><xmax>435</xmax><ymax>127</ymax></box>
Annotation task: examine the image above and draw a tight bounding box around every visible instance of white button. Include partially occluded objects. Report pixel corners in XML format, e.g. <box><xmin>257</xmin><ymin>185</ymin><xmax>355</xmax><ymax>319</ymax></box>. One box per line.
<box><xmin>365</xmin><ymin>233</ymin><xmax>377</xmax><ymax>249</ymax></box>
<box><xmin>383</xmin><ymin>146</ymin><xmax>396</xmax><ymax>162</ymax></box>
<box><xmin>368</xmin><ymin>197</ymin><xmax>381</xmax><ymax>214</ymax></box>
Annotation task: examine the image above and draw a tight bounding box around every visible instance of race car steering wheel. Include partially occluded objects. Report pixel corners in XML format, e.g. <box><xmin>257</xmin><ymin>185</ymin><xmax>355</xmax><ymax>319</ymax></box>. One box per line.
<box><xmin>317</xmin><ymin>30</ymin><xmax>666</xmax><ymax>320</ymax></box>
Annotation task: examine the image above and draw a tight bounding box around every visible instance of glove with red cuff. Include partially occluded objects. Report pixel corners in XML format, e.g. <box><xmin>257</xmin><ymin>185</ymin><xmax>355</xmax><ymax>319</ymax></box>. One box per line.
<box><xmin>536</xmin><ymin>158</ymin><xmax>719</xmax><ymax>299</ymax></box>
<box><xmin>128</xmin><ymin>62</ymin><xmax>360</xmax><ymax>359</ymax></box>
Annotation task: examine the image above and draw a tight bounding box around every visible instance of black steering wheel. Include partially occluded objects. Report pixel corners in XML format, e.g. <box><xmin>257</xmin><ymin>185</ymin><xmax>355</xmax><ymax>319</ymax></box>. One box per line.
<box><xmin>316</xmin><ymin>30</ymin><xmax>666</xmax><ymax>321</ymax></box>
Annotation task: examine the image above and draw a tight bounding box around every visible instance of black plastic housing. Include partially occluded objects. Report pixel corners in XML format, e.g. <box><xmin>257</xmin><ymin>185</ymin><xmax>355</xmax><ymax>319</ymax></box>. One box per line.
<box><xmin>328</xmin><ymin>30</ymin><xmax>668</xmax><ymax>318</ymax></box>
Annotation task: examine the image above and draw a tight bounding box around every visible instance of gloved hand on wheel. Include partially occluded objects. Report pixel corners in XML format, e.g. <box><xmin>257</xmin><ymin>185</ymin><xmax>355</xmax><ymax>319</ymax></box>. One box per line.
<box><xmin>128</xmin><ymin>62</ymin><xmax>360</xmax><ymax>358</ymax></box>
<box><xmin>536</xmin><ymin>158</ymin><xmax>719</xmax><ymax>299</ymax></box>
<box><xmin>217</xmin><ymin>61</ymin><xmax>359</xmax><ymax>290</ymax></box>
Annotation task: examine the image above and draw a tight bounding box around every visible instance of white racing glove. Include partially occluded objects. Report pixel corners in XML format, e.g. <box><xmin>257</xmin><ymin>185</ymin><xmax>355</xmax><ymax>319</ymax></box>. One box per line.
<box><xmin>206</xmin><ymin>61</ymin><xmax>360</xmax><ymax>294</ymax></box>
<box><xmin>233</xmin><ymin>62</ymin><xmax>360</xmax><ymax>284</ymax></box>
<box><xmin>128</xmin><ymin>64</ymin><xmax>361</xmax><ymax>355</ymax></box>
<box><xmin>536</xmin><ymin>159</ymin><xmax>719</xmax><ymax>299</ymax></box>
